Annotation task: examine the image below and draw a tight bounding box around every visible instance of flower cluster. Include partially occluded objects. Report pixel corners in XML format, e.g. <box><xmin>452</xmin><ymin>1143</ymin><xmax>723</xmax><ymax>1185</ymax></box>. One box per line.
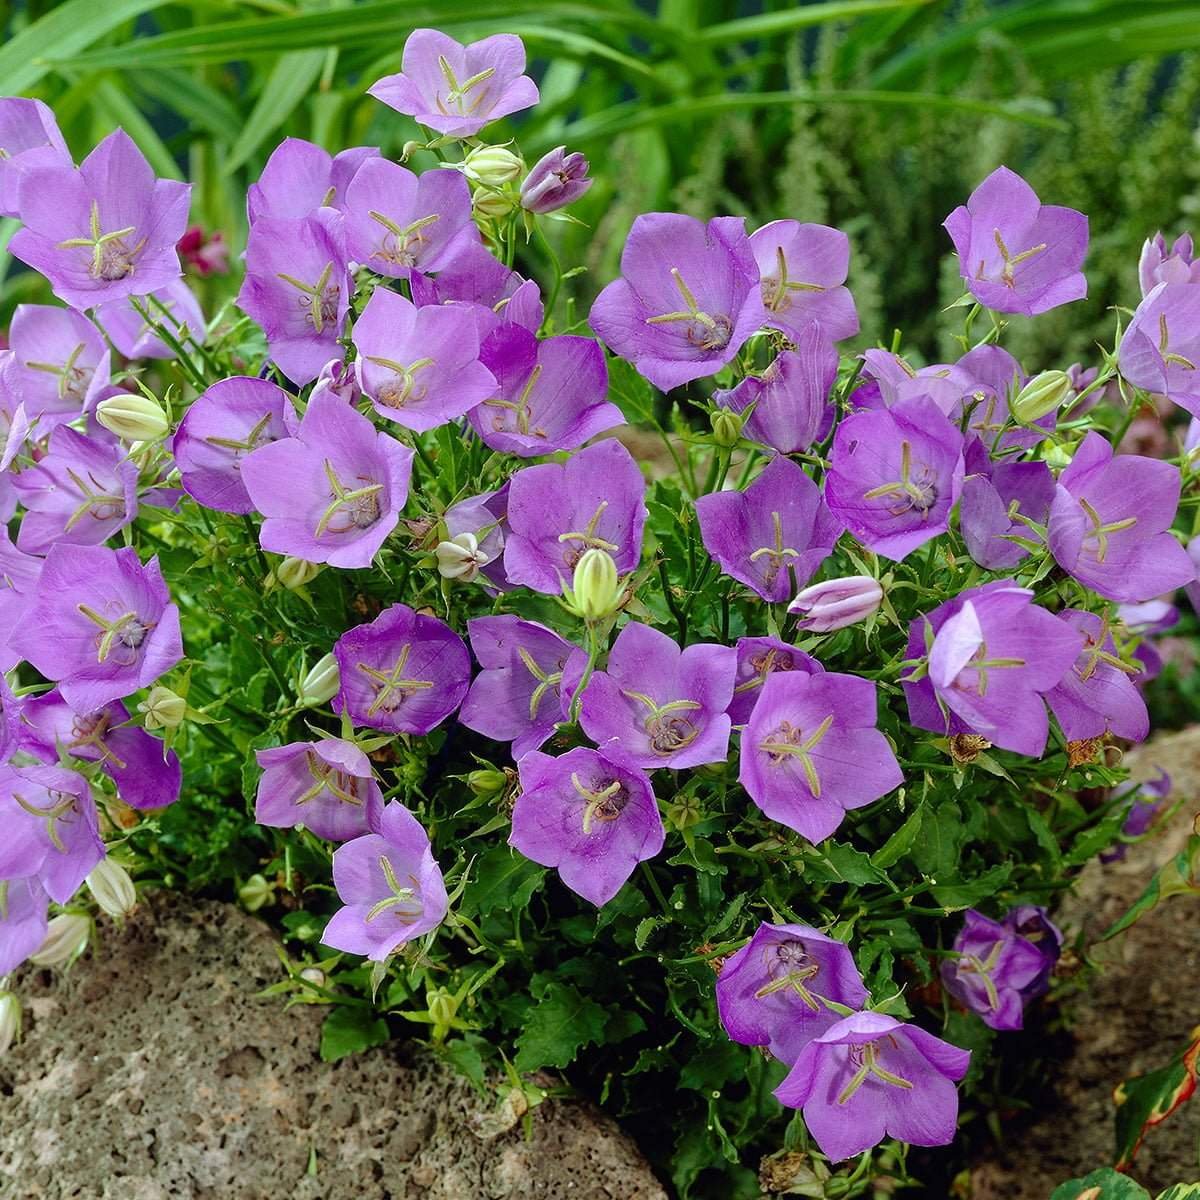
<box><xmin>0</xmin><ymin>26</ymin><xmax>1195</xmax><ymax>1182</ymax></box>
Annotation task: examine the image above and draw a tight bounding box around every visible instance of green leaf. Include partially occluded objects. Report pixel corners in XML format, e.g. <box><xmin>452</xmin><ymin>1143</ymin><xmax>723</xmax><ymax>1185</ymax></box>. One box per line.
<box><xmin>911</xmin><ymin>803</ymin><xmax>964</xmax><ymax>879</ymax></box>
<box><xmin>1100</xmin><ymin>834</ymin><xmax>1200</xmax><ymax>941</ymax></box>
<box><xmin>514</xmin><ymin>981</ymin><xmax>608</xmax><ymax>1073</ymax></box>
<box><xmin>872</xmin><ymin>802</ymin><xmax>924</xmax><ymax>869</ymax></box>
<box><xmin>929</xmin><ymin>863</ymin><xmax>1012</xmax><ymax>910</ymax></box>
<box><xmin>459</xmin><ymin>845</ymin><xmax>545</xmax><ymax>919</ymax></box>
<box><xmin>693</xmin><ymin>0</ymin><xmax>933</xmax><ymax>44</ymax></box>
<box><xmin>818</xmin><ymin>841</ymin><xmax>884</xmax><ymax>886</ymax></box>
<box><xmin>319</xmin><ymin>1005</ymin><xmax>390</xmax><ymax>1063</ymax></box>
<box><xmin>1049</xmin><ymin>1170</ymin><xmax>1150</xmax><ymax>1200</ymax></box>
<box><xmin>441</xmin><ymin>1035</ymin><xmax>489</xmax><ymax>1093</ymax></box>
<box><xmin>1156</xmin><ymin>1186</ymin><xmax>1200</xmax><ymax>1200</ymax></box>
<box><xmin>224</xmin><ymin>49</ymin><xmax>326</xmax><ymax>174</ymax></box>
<box><xmin>1114</xmin><ymin>1032</ymin><xmax>1200</xmax><ymax>1169</ymax></box>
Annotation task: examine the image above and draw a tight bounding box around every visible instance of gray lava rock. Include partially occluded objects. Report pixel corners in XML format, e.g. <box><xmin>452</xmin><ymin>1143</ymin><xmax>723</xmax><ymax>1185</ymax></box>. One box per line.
<box><xmin>0</xmin><ymin>894</ymin><xmax>668</xmax><ymax>1200</ymax></box>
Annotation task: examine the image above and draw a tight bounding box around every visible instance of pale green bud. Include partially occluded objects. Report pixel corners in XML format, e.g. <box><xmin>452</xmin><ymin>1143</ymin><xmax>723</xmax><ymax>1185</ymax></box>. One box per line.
<box><xmin>0</xmin><ymin>992</ymin><xmax>20</xmax><ymax>1056</ymax></box>
<box><xmin>299</xmin><ymin>653</ymin><xmax>340</xmax><ymax>708</ymax></box>
<box><xmin>238</xmin><ymin>874</ymin><xmax>274</xmax><ymax>913</ymax></box>
<box><xmin>1043</xmin><ymin>442</ymin><xmax>1075</xmax><ymax>469</ymax></box>
<box><xmin>277</xmin><ymin>557</ymin><xmax>322</xmax><ymax>590</ymax></box>
<box><xmin>473</xmin><ymin>188</ymin><xmax>518</xmax><ymax>220</ymax></box>
<box><xmin>711</xmin><ymin>408</ymin><xmax>742</xmax><ymax>448</ymax></box>
<box><xmin>570</xmin><ymin>548</ymin><xmax>621</xmax><ymax>622</ymax></box>
<box><xmin>31</xmin><ymin>913</ymin><xmax>92</xmax><ymax>968</ymax></box>
<box><xmin>138</xmin><ymin>685</ymin><xmax>187</xmax><ymax>730</ymax></box>
<box><xmin>86</xmin><ymin>857</ymin><xmax>137</xmax><ymax>918</ymax></box>
<box><xmin>468</xmin><ymin>767</ymin><xmax>508</xmax><ymax>797</ymax></box>
<box><xmin>96</xmin><ymin>393</ymin><xmax>170</xmax><ymax>442</ymax></box>
<box><xmin>463</xmin><ymin>145</ymin><xmax>524</xmax><ymax>187</ymax></box>
<box><xmin>1012</xmin><ymin>370</ymin><xmax>1072</xmax><ymax>423</ymax></box>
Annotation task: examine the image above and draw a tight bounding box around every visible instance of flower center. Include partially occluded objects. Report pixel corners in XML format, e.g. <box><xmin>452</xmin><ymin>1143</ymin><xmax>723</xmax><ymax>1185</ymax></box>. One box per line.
<box><xmin>762</xmin><ymin>245</ymin><xmax>826</xmax><ymax>313</ymax></box>
<box><xmin>1078</xmin><ymin>497</ymin><xmax>1138</xmax><ymax>564</ymax></box>
<box><xmin>754</xmin><ymin>943</ymin><xmax>823</xmax><ymax>1011</ymax></box>
<box><xmin>644</xmin><ymin>267</ymin><xmax>733</xmax><ymax>352</ymax></box>
<box><xmin>978</xmin><ymin>227</ymin><xmax>1047</xmax><ymax>289</ymax></box>
<box><xmin>570</xmin><ymin>772</ymin><xmax>629</xmax><ymax>834</ymax></box>
<box><xmin>733</xmin><ymin>648</ymin><xmax>796</xmax><ymax>701</ymax></box>
<box><xmin>24</xmin><ymin>341</ymin><xmax>91</xmax><ymax>403</ymax></box>
<box><xmin>276</xmin><ymin>261</ymin><xmax>340</xmax><ymax>334</ymax></box>
<box><xmin>434</xmin><ymin>55</ymin><xmax>496</xmax><ymax>116</ymax></box>
<box><xmin>204</xmin><ymin>411</ymin><xmax>276</xmax><ymax>462</ymax></box>
<box><xmin>67</xmin><ymin>710</ymin><xmax>127</xmax><ymax>770</ymax></box>
<box><xmin>77</xmin><ymin>603</ymin><xmax>149</xmax><ymax>665</ymax></box>
<box><xmin>356</xmin><ymin>643</ymin><xmax>436</xmax><ymax>716</ymax></box>
<box><xmin>57</xmin><ymin>201</ymin><xmax>146</xmax><ymax>283</ymax></box>
<box><xmin>861</xmin><ymin>440</ymin><xmax>939</xmax><ymax>518</ymax></box>
<box><xmin>12</xmin><ymin>788</ymin><xmax>81</xmax><ymax>853</ymax></box>
<box><xmin>1158</xmin><ymin>312</ymin><xmax>1197</xmax><ymax>370</ymax></box>
<box><xmin>315</xmin><ymin>460</ymin><xmax>383</xmax><ymax>537</ymax></box>
<box><xmin>758</xmin><ymin>715</ymin><xmax>834</xmax><ymax>797</ymax></box>
<box><xmin>364</xmin><ymin>355</ymin><xmax>435</xmax><ymax>409</ymax></box>
<box><xmin>367</xmin><ymin>210</ymin><xmax>440</xmax><ymax>267</ymax></box>
<box><xmin>518</xmin><ymin>647</ymin><xmax>564</xmax><ymax>721</ymax></box>
<box><xmin>623</xmin><ymin>690</ymin><xmax>703</xmax><ymax>755</ymax></box>
<box><xmin>748</xmin><ymin>510</ymin><xmax>801</xmax><ymax>587</ymax></box>
<box><xmin>364</xmin><ymin>853</ymin><xmax>424</xmax><ymax>924</ymax></box>
<box><xmin>558</xmin><ymin>501</ymin><xmax>619</xmax><ymax>568</ymax></box>
<box><xmin>295</xmin><ymin>751</ymin><xmax>364</xmax><ymax>808</ymax></box>
<box><xmin>954</xmin><ymin>939</ymin><xmax>1007</xmax><ymax>1011</ymax></box>
<box><xmin>837</xmin><ymin>1038</ymin><xmax>913</xmax><ymax>1105</ymax></box>
<box><xmin>483</xmin><ymin>363</ymin><xmax>545</xmax><ymax>437</ymax></box>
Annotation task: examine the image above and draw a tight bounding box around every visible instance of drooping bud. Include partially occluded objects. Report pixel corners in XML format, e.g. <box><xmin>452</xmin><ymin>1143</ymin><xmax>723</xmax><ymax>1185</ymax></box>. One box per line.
<box><xmin>277</xmin><ymin>557</ymin><xmax>322</xmax><ymax>590</ymax></box>
<box><xmin>463</xmin><ymin>145</ymin><xmax>524</xmax><ymax>187</ymax></box>
<box><xmin>436</xmin><ymin>533</ymin><xmax>487</xmax><ymax>581</ymax></box>
<box><xmin>238</xmin><ymin>873</ymin><xmax>274</xmax><ymax>913</ymax></box>
<box><xmin>788</xmin><ymin>575</ymin><xmax>883</xmax><ymax>632</ymax></box>
<box><xmin>520</xmin><ymin>146</ymin><xmax>593</xmax><ymax>214</ymax></box>
<box><xmin>138</xmin><ymin>685</ymin><xmax>187</xmax><ymax>730</ymax></box>
<box><xmin>30</xmin><ymin>913</ymin><xmax>92</xmax><ymax>968</ymax></box>
<box><xmin>1012</xmin><ymin>370</ymin><xmax>1072</xmax><ymax>423</ymax></box>
<box><xmin>568</xmin><ymin>548</ymin><xmax>622</xmax><ymax>622</ymax></box>
<box><xmin>710</xmin><ymin>408</ymin><xmax>743</xmax><ymax>448</ymax></box>
<box><xmin>96</xmin><ymin>392</ymin><xmax>170</xmax><ymax>442</ymax></box>
<box><xmin>86</xmin><ymin>857</ymin><xmax>137</xmax><ymax>918</ymax></box>
<box><xmin>298</xmin><ymin>653</ymin><xmax>340</xmax><ymax>708</ymax></box>
<box><xmin>0</xmin><ymin>992</ymin><xmax>20</xmax><ymax>1056</ymax></box>
<box><xmin>468</xmin><ymin>767</ymin><xmax>508</xmax><ymax>797</ymax></box>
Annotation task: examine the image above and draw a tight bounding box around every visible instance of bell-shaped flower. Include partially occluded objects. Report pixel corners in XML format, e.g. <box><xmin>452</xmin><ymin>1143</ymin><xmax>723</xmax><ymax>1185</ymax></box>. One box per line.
<box><xmin>459</xmin><ymin>617</ymin><xmax>582</xmax><ymax>759</ymax></box>
<box><xmin>255</xmin><ymin>739</ymin><xmax>383</xmax><ymax>842</ymax></box>
<box><xmin>1118</xmin><ymin>281</ymin><xmax>1200</xmax><ymax>419</ymax></box>
<box><xmin>344</xmin><ymin>159</ymin><xmax>477</xmax><ymax>278</ymax></box>
<box><xmin>943</xmin><ymin>166</ymin><xmax>1087</xmax><ymax>316</ymax></box>
<box><xmin>1045</xmin><ymin>610</ymin><xmax>1148</xmax><ymax>744</ymax></box>
<box><xmin>520</xmin><ymin>146</ymin><xmax>593</xmax><ymax>214</ymax></box>
<box><xmin>824</xmin><ymin>397</ymin><xmax>965</xmax><ymax>561</ymax></box>
<box><xmin>1140</xmin><ymin>232</ymin><xmax>1200</xmax><ymax>296</ymax></box>
<box><xmin>509</xmin><ymin>746</ymin><xmax>664</xmax><ymax>907</ymax></box>
<box><xmin>728</xmin><ymin>636</ymin><xmax>823</xmax><ymax>726</ymax></box>
<box><xmin>774</xmin><ymin>1012</ymin><xmax>970</xmax><ymax>1161</ymax></box>
<box><xmin>0</xmin><ymin>876</ymin><xmax>49</xmax><ymax>975</ymax></box>
<box><xmin>716</xmin><ymin>922</ymin><xmax>868</xmax><ymax>1064</ymax></box>
<box><xmin>958</xmin><ymin>461</ymin><xmax>1055</xmax><ymax>571</ymax></box>
<box><xmin>333</xmin><ymin>603</ymin><xmax>470</xmax><ymax>735</ymax></box>
<box><xmin>241</xmin><ymin>391</ymin><xmax>413</xmax><ymax>568</ymax></box>
<box><xmin>410</xmin><ymin>241</ymin><xmax>543</xmax><ymax>338</ymax></box>
<box><xmin>590</xmin><ymin>213</ymin><xmax>767</xmax><ymax>391</ymax></box>
<box><xmin>749</xmin><ymin>220</ymin><xmax>858</xmax><ymax>343</ymax></box>
<box><xmin>246</xmin><ymin>137</ymin><xmax>377</xmax><ymax>222</ymax></box>
<box><xmin>697</xmin><ymin>455</ymin><xmax>840</xmax><ymax>603</ymax></box>
<box><xmin>351</xmin><ymin>286</ymin><xmax>495</xmax><ymax>432</ymax></box>
<box><xmin>8</xmin><ymin>543</ymin><xmax>183</xmax><ymax>712</ymax></box>
<box><xmin>740</xmin><ymin>671</ymin><xmax>902</xmax><ymax>843</ymax></box>
<box><xmin>1048</xmin><ymin>431</ymin><xmax>1194</xmax><ymax>602</ymax></box>
<box><xmin>579</xmin><ymin>621</ymin><xmax>735</xmax><ymax>770</ymax></box>
<box><xmin>172</xmin><ymin>376</ymin><xmax>299</xmax><ymax>515</ymax></box>
<box><xmin>503</xmin><ymin>438</ymin><xmax>647</xmax><ymax>594</ymax></box>
<box><xmin>368</xmin><ymin>29</ymin><xmax>539</xmax><ymax>138</ymax></box>
<box><xmin>321</xmin><ymin>800</ymin><xmax>448</xmax><ymax>961</ymax></box>
<box><xmin>0</xmin><ymin>97</ymin><xmax>71</xmax><ymax>218</ymax></box>
<box><xmin>468</xmin><ymin>325</ymin><xmax>621</xmax><ymax>456</ymax></box>
<box><xmin>902</xmin><ymin>582</ymin><xmax>1083</xmax><ymax>757</ymax></box>
<box><xmin>10</xmin><ymin>129</ymin><xmax>190</xmax><ymax>310</ymax></box>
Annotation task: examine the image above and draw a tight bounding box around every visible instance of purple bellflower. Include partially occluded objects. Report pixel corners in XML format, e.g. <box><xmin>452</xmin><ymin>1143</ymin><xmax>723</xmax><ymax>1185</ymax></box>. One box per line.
<box><xmin>1118</xmin><ymin>282</ymin><xmax>1200</xmax><ymax>419</ymax></box>
<box><xmin>749</xmin><ymin>220</ymin><xmax>859</xmax><ymax>343</ymax></box>
<box><xmin>696</xmin><ymin>455</ymin><xmax>841</xmax><ymax>603</ymax></box>
<box><xmin>824</xmin><ymin>397</ymin><xmax>965</xmax><ymax>561</ymax></box>
<box><xmin>503</xmin><ymin>438</ymin><xmax>647</xmax><ymax>593</ymax></box>
<box><xmin>0</xmin><ymin>98</ymin><xmax>70</xmax><ymax>218</ymax></box>
<box><xmin>468</xmin><ymin>325</ymin><xmax>622</xmax><ymax>456</ymax></box>
<box><xmin>8</xmin><ymin>543</ymin><xmax>182</xmax><ymax>712</ymax></box>
<box><xmin>236</xmin><ymin>213</ymin><xmax>351</xmax><ymax>385</ymax></box>
<box><xmin>0</xmin><ymin>763</ymin><xmax>103</xmax><ymax>903</ymax></box>
<box><xmin>96</xmin><ymin>278</ymin><xmax>206</xmax><ymax>361</ymax></box>
<box><xmin>20</xmin><ymin>689</ymin><xmax>181</xmax><ymax>811</ymax></box>
<box><xmin>728</xmin><ymin>636</ymin><xmax>822</xmax><ymax>726</ymax></box>
<box><xmin>958</xmin><ymin>461</ymin><xmax>1055</xmax><ymax>571</ymax></box>
<box><xmin>1045</xmin><ymin>610</ymin><xmax>1148</xmax><ymax>744</ymax></box>
<box><xmin>589</xmin><ymin>213</ymin><xmax>767</xmax><ymax>391</ymax></box>
<box><xmin>902</xmin><ymin>582</ymin><xmax>1083</xmax><ymax>757</ymax></box>
<box><xmin>740</xmin><ymin>671</ymin><xmax>902</xmax><ymax>843</ymax></box>
<box><xmin>714</xmin><ymin>325</ymin><xmax>838</xmax><ymax>455</ymax></box>
<box><xmin>321</xmin><ymin>800</ymin><xmax>448</xmax><ymax>961</ymax></box>
<box><xmin>1140</xmin><ymin>233</ymin><xmax>1200</xmax><ymax>296</ymax></box>
<box><xmin>0</xmin><ymin>531</ymin><xmax>42</xmax><ymax>672</ymax></box>
<box><xmin>311</xmin><ymin>357</ymin><xmax>361</xmax><ymax>406</ymax></box>
<box><xmin>13</xmin><ymin>425</ymin><xmax>138</xmax><ymax>554</ymax></box>
<box><xmin>1048</xmin><ymin>431</ymin><xmax>1194</xmax><ymax>602</ymax></box>
<box><xmin>333</xmin><ymin>603</ymin><xmax>471</xmax><ymax>735</ymax></box>
<box><xmin>943</xmin><ymin>166</ymin><xmax>1087</xmax><ymax>316</ymax></box>
<box><xmin>1102</xmin><ymin>769</ymin><xmax>1171</xmax><ymax>863</ymax></box>
<box><xmin>4</xmin><ymin>303</ymin><xmax>111</xmax><ymax>428</ymax></box>
<box><xmin>850</xmin><ymin>350</ymin><xmax>973</xmax><ymax>417</ymax></box>
<box><xmin>241</xmin><ymin>391</ymin><xmax>413</xmax><ymax>568</ymax></box>
<box><xmin>368</xmin><ymin>29</ymin><xmax>539</xmax><ymax>138</ymax></box>
<box><xmin>345</xmin><ymin>158</ymin><xmax>478</xmax><ymax>278</ymax></box>
<box><xmin>774</xmin><ymin>1012</ymin><xmax>970</xmax><ymax>1162</ymax></box>
<box><xmin>509</xmin><ymin>746</ymin><xmax>664</xmax><ymax>907</ymax></box>
<box><xmin>520</xmin><ymin>146</ymin><xmax>593</xmax><ymax>214</ymax></box>
<box><xmin>458</xmin><ymin>617</ymin><xmax>582</xmax><ymax>759</ymax></box>
<box><xmin>10</xmin><ymin>129</ymin><xmax>190</xmax><ymax>310</ymax></box>
<box><xmin>246</xmin><ymin>138</ymin><xmax>377</xmax><ymax>223</ymax></box>
<box><xmin>789</xmin><ymin>576</ymin><xmax>884</xmax><ymax>634</ymax></box>
<box><xmin>351</xmin><ymin>286</ymin><xmax>495</xmax><ymax>432</ymax></box>
<box><xmin>716</xmin><ymin>922</ymin><xmax>869</xmax><ymax>1064</ymax></box>
<box><xmin>410</xmin><ymin>241</ymin><xmax>543</xmax><ymax>338</ymax></box>
<box><xmin>940</xmin><ymin>908</ymin><xmax>1059</xmax><ymax>1031</ymax></box>
<box><xmin>1002</xmin><ymin>905</ymin><xmax>1063</xmax><ymax>1000</ymax></box>
<box><xmin>579</xmin><ymin>621</ymin><xmax>735</xmax><ymax>770</ymax></box>
<box><xmin>172</xmin><ymin>376</ymin><xmax>299</xmax><ymax>515</ymax></box>
<box><xmin>255</xmin><ymin>739</ymin><xmax>383</xmax><ymax>842</ymax></box>
<box><xmin>0</xmin><ymin>876</ymin><xmax>49</xmax><ymax>975</ymax></box>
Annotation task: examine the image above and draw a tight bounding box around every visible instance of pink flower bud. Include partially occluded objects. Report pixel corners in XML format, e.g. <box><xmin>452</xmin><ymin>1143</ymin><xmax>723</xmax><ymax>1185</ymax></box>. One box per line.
<box><xmin>788</xmin><ymin>575</ymin><xmax>882</xmax><ymax>632</ymax></box>
<box><xmin>520</xmin><ymin>146</ymin><xmax>592</xmax><ymax>214</ymax></box>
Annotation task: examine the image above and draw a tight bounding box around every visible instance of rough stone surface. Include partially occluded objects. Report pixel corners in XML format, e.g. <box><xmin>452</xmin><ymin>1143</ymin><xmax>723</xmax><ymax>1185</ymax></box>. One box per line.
<box><xmin>972</xmin><ymin>727</ymin><xmax>1200</xmax><ymax>1197</ymax></box>
<box><xmin>0</xmin><ymin>895</ymin><xmax>669</xmax><ymax>1200</ymax></box>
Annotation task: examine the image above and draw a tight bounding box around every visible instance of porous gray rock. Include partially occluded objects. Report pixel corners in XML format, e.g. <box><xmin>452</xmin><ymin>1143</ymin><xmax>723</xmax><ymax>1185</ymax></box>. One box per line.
<box><xmin>0</xmin><ymin>894</ymin><xmax>669</xmax><ymax>1200</ymax></box>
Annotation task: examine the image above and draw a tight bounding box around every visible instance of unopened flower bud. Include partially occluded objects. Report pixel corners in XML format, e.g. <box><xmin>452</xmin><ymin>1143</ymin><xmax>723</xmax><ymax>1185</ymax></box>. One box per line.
<box><xmin>473</xmin><ymin>189</ymin><xmax>518</xmax><ymax>220</ymax></box>
<box><xmin>0</xmin><ymin>992</ymin><xmax>20</xmax><ymax>1056</ymax></box>
<box><xmin>788</xmin><ymin>575</ymin><xmax>883</xmax><ymax>632</ymax></box>
<box><xmin>1012</xmin><ymin>370</ymin><xmax>1072</xmax><ymax>423</ymax></box>
<box><xmin>138</xmin><ymin>685</ymin><xmax>187</xmax><ymax>730</ymax></box>
<box><xmin>277</xmin><ymin>557</ymin><xmax>321</xmax><ymax>590</ymax></box>
<box><xmin>31</xmin><ymin>913</ymin><xmax>92</xmax><ymax>968</ymax></box>
<box><xmin>468</xmin><ymin>767</ymin><xmax>508</xmax><ymax>797</ymax></box>
<box><xmin>299</xmin><ymin>653</ymin><xmax>340</xmax><ymax>708</ymax></box>
<box><xmin>520</xmin><ymin>146</ymin><xmax>593</xmax><ymax>214</ymax></box>
<box><xmin>96</xmin><ymin>392</ymin><xmax>170</xmax><ymax>442</ymax></box>
<box><xmin>299</xmin><ymin>967</ymin><xmax>326</xmax><ymax>989</ymax></box>
<box><xmin>1043</xmin><ymin>442</ymin><xmax>1074</xmax><ymax>469</ymax></box>
<box><xmin>86</xmin><ymin>857</ymin><xmax>137</xmax><ymax>918</ymax></box>
<box><xmin>570</xmin><ymin>548</ymin><xmax>621</xmax><ymax>622</ymax></box>
<box><xmin>710</xmin><ymin>408</ymin><xmax>742</xmax><ymax>448</ymax></box>
<box><xmin>238</xmin><ymin>873</ymin><xmax>274</xmax><ymax>913</ymax></box>
<box><xmin>463</xmin><ymin>145</ymin><xmax>524</xmax><ymax>187</ymax></box>
<box><xmin>400</xmin><ymin>140</ymin><xmax>425</xmax><ymax>162</ymax></box>
<box><xmin>436</xmin><ymin>532</ymin><xmax>487</xmax><ymax>581</ymax></box>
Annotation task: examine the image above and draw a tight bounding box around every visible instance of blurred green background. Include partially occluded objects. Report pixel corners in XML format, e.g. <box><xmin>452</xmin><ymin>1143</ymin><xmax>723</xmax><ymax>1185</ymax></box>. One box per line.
<box><xmin>3</xmin><ymin>0</ymin><xmax>1200</xmax><ymax>368</ymax></box>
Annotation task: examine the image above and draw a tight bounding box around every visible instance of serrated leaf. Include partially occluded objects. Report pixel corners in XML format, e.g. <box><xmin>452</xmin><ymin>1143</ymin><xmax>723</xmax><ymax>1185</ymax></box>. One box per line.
<box><xmin>1049</xmin><ymin>1168</ymin><xmax>1150</xmax><ymax>1200</ymax></box>
<box><xmin>459</xmin><ymin>845</ymin><xmax>545</xmax><ymax>919</ymax></box>
<box><xmin>513</xmin><ymin>981</ymin><xmax>607</xmax><ymax>1073</ymax></box>
<box><xmin>319</xmin><ymin>1005</ymin><xmax>389</xmax><ymax>1063</ymax></box>
<box><xmin>634</xmin><ymin>916</ymin><xmax>661</xmax><ymax>950</ymax></box>
<box><xmin>872</xmin><ymin>802</ymin><xmax>924</xmax><ymax>869</ymax></box>
<box><xmin>929</xmin><ymin>863</ymin><xmax>1011</xmax><ymax>910</ymax></box>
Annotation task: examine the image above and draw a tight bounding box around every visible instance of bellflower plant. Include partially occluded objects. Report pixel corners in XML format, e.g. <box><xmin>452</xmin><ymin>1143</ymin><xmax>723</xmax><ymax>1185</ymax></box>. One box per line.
<box><xmin>2</xmin><ymin>35</ymin><xmax>1196</xmax><ymax>1194</ymax></box>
